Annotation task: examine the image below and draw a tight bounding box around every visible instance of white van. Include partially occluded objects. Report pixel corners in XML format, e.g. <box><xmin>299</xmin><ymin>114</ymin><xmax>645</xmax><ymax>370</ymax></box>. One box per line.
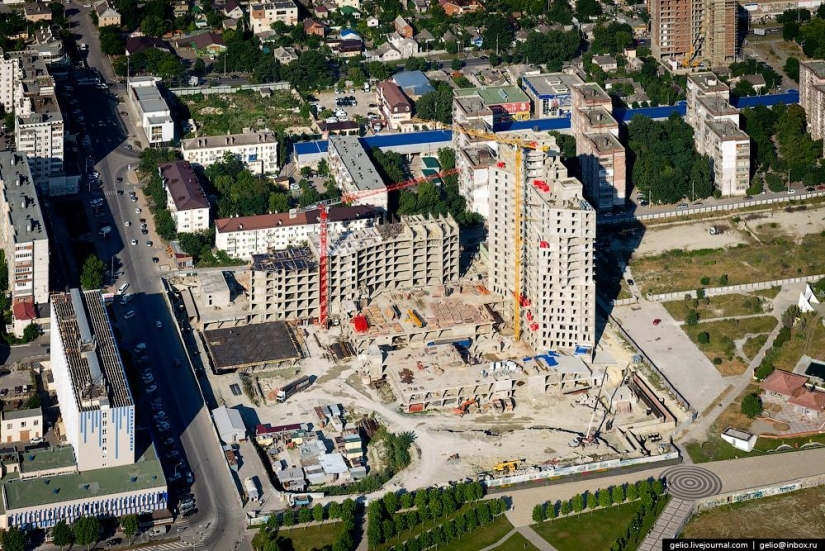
<box><xmin>116</xmin><ymin>283</ymin><xmax>130</xmax><ymax>295</ymax></box>
<box><xmin>148</xmin><ymin>526</ymin><xmax>167</xmax><ymax>536</ymax></box>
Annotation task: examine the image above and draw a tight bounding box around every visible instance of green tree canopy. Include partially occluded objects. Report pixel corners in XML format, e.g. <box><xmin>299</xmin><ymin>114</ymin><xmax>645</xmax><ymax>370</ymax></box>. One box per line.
<box><xmin>80</xmin><ymin>255</ymin><xmax>106</xmax><ymax>290</ymax></box>
<box><xmin>741</xmin><ymin>392</ymin><xmax>763</xmax><ymax>418</ymax></box>
<box><xmin>74</xmin><ymin>516</ymin><xmax>101</xmax><ymax>550</ymax></box>
<box><xmin>52</xmin><ymin>520</ymin><xmax>73</xmax><ymax>550</ymax></box>
<box><xmin>121</xmin><ymin>514</ymin><xmax>140</xmax><ymax>542</ymax></box>
<box><xmin>414</xmin><ymin>82</ymin><xmax>454</xmax><ymax>125</ymax></box>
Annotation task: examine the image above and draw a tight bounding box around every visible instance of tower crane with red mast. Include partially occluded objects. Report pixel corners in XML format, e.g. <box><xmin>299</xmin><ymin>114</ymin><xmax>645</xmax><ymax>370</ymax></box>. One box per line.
<box><xmin>298</xmin><ymin>168</ymin><xmax>459</xmax><ymax>328</ymax></box>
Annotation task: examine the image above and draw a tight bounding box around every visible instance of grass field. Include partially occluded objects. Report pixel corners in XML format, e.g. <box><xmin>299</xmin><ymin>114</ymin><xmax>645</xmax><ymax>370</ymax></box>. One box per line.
<box><xmin>742</xmin><ymin>334</ymin><xmax>770</xmax><ymax>360</ymax></box>
<box><xmin>492</xmin><ymin>532</ymin><xmax>539</xmax><ymax>551</ymax></box>
<box><xmin>684</xmin><ymin>384</ymin><xmax>759</xmax><ymax>463</ymax></box>
<box><xmin>631</xmin><ymin>231</ymin><xmax>825</xmax><ymax>294</ymax></box>
<box><xmin>532</xmin><ymin>497</ymin><xmax>670</xmax><ymax>551</ymax></box>
<box><xmin>682</xmin><ymin>316</ymin><xmax>778</xmax><ymax>376</ymax></box>
<box><xmin>772</xmin><ymin>313</ymin><xmax>825</xmax><ymax>371</ymax></box>
<box><xmin>438</xmin><ymin>516</ymin><xmax>515</xmax><ymax>551</ymax></box>
<box><xmin>181</xmin><ymin>89</ymin><xmax>309</xmax><ymax>137</ymax></box>
<box><xmin>277</xmin><ymin>522</ymin><xmax>346</xmax><ymax>551</ymax></box>
<box><xmin>751</xmin><ymin>287</ymin><xmax>782</xmax><ymax>299</ymax></box>
<box><xmin>683</xmin><ymin>485</ymin><xmax>825</xmax><ymax>538</ymax></box>
<box><xmin>663</xmin><ymin>294</ymin><xmax>767</xmax><ymax>322</ymax></box>
<box><xmin>377</xmin><ymin>503</ymin><xmax>485</xmax><ymax>551</ymax></box>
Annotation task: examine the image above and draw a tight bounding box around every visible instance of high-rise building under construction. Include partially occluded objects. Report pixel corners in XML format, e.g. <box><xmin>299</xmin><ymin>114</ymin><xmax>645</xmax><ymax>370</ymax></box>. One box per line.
<box><xmin>650</xmin><ymin>0</ymin><xmax>737</xmax><ymax>68</ymax></box>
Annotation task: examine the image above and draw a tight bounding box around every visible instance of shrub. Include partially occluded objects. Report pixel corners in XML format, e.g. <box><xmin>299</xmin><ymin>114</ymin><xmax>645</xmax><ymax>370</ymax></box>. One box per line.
<box><xmin>685</xmin><ymin>310</ymin><xmax>700</xmax><ymax>326</ymax></box>
<box><xmin>774</xmin><ymin>326</ymin><xmax>791</xmax><ymax>348</ymax></box>
<box><xmin>713</xmin><ymin>357</ymin><xmax>723</xmax><ymax>365</ymax></box>
<box><xmin>741</xmin><ymin>392</ymin><xmax>763</xmax><ymax>418</ymax></box>
<box><xmin>697</xmin><ymin>332</ymin><xmax>710</xmax><ymax>344</ymax></box>
<box><xmin>719</xmin><ymin>274</ymin><xmax>729</xmax><ymax>286</ymax></box>
<box><xmin>700</xmin><ymin>277</ymin><xmax>710</xmax><ymax>286</ymax></box>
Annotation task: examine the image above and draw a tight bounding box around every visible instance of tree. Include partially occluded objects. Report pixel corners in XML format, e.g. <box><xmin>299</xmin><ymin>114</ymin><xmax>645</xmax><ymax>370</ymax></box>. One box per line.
<box><xmin>121</xmin><ymin>514</ymin><xmax>139</xmax><ymax>543</ymax></box>
<box><xmin>481</xmin><ymin>15</ymin><xmax>513</xmax><ymax>54</ymax></box>
<box><xmin>697</xmin><ymin>332</ymin><xmax>710</xmax><ymax>344</ymax></box>
<box><xmin>576</xmin><ymin>0</ymin><xmax>602</xmax><ymax>18</ymax></box>
<box><xmin>23</xmin><ymin>391</ymin><xmax>41</xmax><ymax>408</ymax></box>
<box><xmin>685</xmin><ymin>310</ymin><xmax>700</xmax><ymax>326</ymax></box>
<box><xmin>586</xmin><ymin>492</ymin><xmax>597</xmax><ymax>510</ymax></box>
<box><xmin>154</xmin><ymin>209</ymin><xmax>176</xmax><ymax>241</ymax></box>
<box><xmin>785</xmin><ymin>57</ymin><xmax>800</xmax><ymax>82</ymax></box>
<box><xmin>415</xmin><ymin>82</ymin><xmax>453</xmax><ymax>125</ymax></box>
<box><xmin>298</xmin><ymin>506</ymin><xmax>312</xmax><ymax>526</ymax></box>
<box><xmin>532</xmin><ymin>504</ymin><xmax>546</xmax><ymax>522</ymax></box>
<box><xmin>559</xmin><ymin>500</ymin><xmax>571</xmax><ymax>515</ymax></box>
<box><xmin>546</xmin><ymin>501</ymin><xmax>557</xmax><ymax>518</ymax></box>
<box><xmin>626</xmin><ymin>482</ymin><xmax>638</xmax><ymax>501</ymax></box>
<box><xmin>1</xmin><ymin>526</ymin><xmax>25</xmax><ymax>551</ymax></box>
<box><xmin>599</xmin><ymin>489</ymin><xmax>612</xmax><ymax>508</ymax></box>
<box><xmin>74</xmin><ymin>516</ymin><xmax>101</xmax><ymax>550</ymax></box>
<box><xmin>571</xmin><ymin>493</ymin><xmax>584</xmax><ymax>514</ymax></box>
<box><xmin>312</xmin><ymin>503</ymin><xmax>325</xmax><ymax>523</ymax></box>
<box><xmin>653</xmin><ymin>479</ymin><xmax>665</xmax><ymax>495</ymax></box>
<box><xmin>383</xmin><ymin>491</ymin><xmax>399</xmax><ymax>514</ymax></box>
<box><xmin>742</xmin><ymin>392</ymin><xmax>763</xmax><ymax>418</ymax></box>
<box><xmin>612</xmin><ymin>485</ymin><xmax>625</xmax><ymax>504</ymax></box>
<box><xmin>80</xmin><ymin>254</ymin><xmax>106</xmax><ymax>290</ymax></box>
<box><xmin>53</xmin><ymin>520</ymin><xmax>73</xmax><ymax>550</ymax></box>
<box><xmin>100</xmin><ymin>26</ymin><xmax>125</xmax><ymax>55</ymax></box>
<box><xmin>782</xmin><ymin>305</ymin><xmax>801</xmax><ymax>329</ymax></box>
<box><xmin>328</xmin><ymin>501</ymin><xmax>342</xmax><ymax>519</ymax></box>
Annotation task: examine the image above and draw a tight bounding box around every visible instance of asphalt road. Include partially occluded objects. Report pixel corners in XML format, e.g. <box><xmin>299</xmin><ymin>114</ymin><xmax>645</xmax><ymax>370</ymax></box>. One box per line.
<box><xmin>52</xmin><ymin>6</ymin><xmax>249</xmax><ymax>551</ymax></box>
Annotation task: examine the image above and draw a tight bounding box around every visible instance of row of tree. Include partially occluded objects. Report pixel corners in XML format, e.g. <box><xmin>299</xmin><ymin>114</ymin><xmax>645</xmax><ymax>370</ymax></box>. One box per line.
<box><xmin>381</xmin><ymin>498</ymin><xmax>508</xmax><ymax>551</ymax></box>
<box><xmin>754</xmin><ymin>305</ymin><xmax>804</xmax><ymax>380</ymax></box>
<box><xmin>532</xmin><ymin>477</ymin><xmax>666</xmax><ymax>523</ymax></box>
<box><xmin>3</xmin><ymin>515</ymin><xmax>136</xmax><ymax>551</ymax></box>
<box><xmin>252</xmin><ymin>499</ymin><xmax>358</xmax><ymax>551</ymax></box>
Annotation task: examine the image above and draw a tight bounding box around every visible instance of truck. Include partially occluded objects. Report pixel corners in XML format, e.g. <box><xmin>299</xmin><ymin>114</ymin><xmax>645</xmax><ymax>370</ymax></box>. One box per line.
<box><xmin>244</xmin><ymin>476</ymin><xmax>260</xmax><ymax>502</ymax></box>
<box><xmin>188</xmin><ymin>76</ymin><xmax>200</xmax><ymax>87</ymax></box>
<box><xmin>276</xmin><ymin>375</ymin><xmax>311</xmax><ymax>403</ymax></box>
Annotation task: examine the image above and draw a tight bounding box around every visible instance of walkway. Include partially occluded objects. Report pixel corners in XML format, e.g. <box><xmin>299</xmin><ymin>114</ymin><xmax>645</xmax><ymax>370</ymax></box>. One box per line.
<box><xmin>477</xmin><ymin>525</ymin><xmax>560</xmax><ymax>551</ymax></box>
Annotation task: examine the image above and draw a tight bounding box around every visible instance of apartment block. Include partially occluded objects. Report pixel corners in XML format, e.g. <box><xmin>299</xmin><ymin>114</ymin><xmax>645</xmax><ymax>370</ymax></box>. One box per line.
<box><xmin>521</xmin><ymin>72</ymin><xmax>584</xmax><ymax>119</ymax></box>
<box><xmin>248</xmin><ymin>215</ymin><xmax>459</xmax><ymax>323</ymax></box>
<box><xmin>570</xmin><ymin>83</ymin><xmax>627</xmax><ymax>212</ymax></box>
<box><xmin>649</xmin><ymin>0</ymin><xmax>736</xmax><ymax>68</ymax></box>
<box><xmin>327</xmin><ymin>136</ymin><xmax>388</xmax><ymax>211</ymax></box>
<box><xmin>0</xmin><ymin>152</ymin><xmax>49</xmax><ymax>337</ymax></box>
<box><xmin>181</xmin><ymin>131</ymin><xmax>278</xmax><ymax>174</ymax></box>
<box><xmin>0</xmin><ymin>50</ymin><xmax>22</xmax><ymax>114</ymax></box>
<box><xmin>456</xmin><ymin>144</ymin><xmax>495</xmax><ymax>218</ymax></box>
<box><xmin>686</xmin><ymin>73</ymin><xmax>750</xmax><ymax>196</ymax></box>
<box><xmin>453</xmin><ymin>85</ymin><xmax>531</xmax><ymax>125</ymax></box>
<box><xmin>159</xmin><ymin>161</ymin><xmax>210</xmax><ymax>233</ymax></box>
<box><xmin>487</xmin><ymin>131</ymin><xmax>596</xmax><ymax>353</ymax></box>
<box><xmin>376</xmin><ymin>81</ymin><xmax>413</xmax><ymax>130</ymax></box>
<box><xmin>250</xmin><ymin>0</ymin><xmax>299</xmax><ymax>34</ymax></box>
<box><xmin>127</xmin><ymin>76</ymin><xmax>174</xmax><ymax>145</ymax></box>
<box><xmin>799</xmin><ymin>59</ymin><xmax>825</xmax><ymax>144</ymax></box>
<box><xmin>50</xmin><ymin>290</ymin><xmax>135</xmax><ymax>471</ymax></box>
<box><xmin>214</xmin><ymin>205</ymin><xmax>378</xmax><ymax>260</ymax></box>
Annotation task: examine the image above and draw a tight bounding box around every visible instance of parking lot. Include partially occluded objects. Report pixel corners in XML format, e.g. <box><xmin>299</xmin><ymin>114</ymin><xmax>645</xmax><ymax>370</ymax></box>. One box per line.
<box><xmin>311</xmin><ymin>87</ymin><xmax>386</xmax><ymax>132</ymax></box>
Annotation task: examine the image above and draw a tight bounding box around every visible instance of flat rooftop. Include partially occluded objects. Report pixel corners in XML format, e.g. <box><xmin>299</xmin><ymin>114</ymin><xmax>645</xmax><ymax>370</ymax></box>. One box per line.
<box><xmin>328</xmin><ymin>136</ymin><xmax>385</xmax><ymax>193</ymax></box>
<box><xmin>19</xmin><ymin>445</ymin><xmax>76</xmax><ymax>474</ymax></box>
<box><xmin>51</xmin><ymin>290</ymin><xmax>134</xmax><ymax>410</ymax></box>
<box><xmin>3</xmin><ymin>446</ymin><xmax>165</xmax><ymax>511</ymax></box>
<box><xmin>0</xmin><ymin>152</ymin><xmax>47</xmax><ymax>244</ymax></box>
<box><xmin>802</xmin><ymin>59</ymin><xmax>825</xmax><ymax>80</ymax></box>
<box><xmin>698</xmin><ymin>96</ymin><xmax>738</xmax><ymax>117</ymax></box>
<box><xmin>583</xmin><ymin>106</ymin><xmax>617</xmax><ymax>127</ymax></box>
<box><xmin>199</xmin><ymin>271</ymin><xmax>231</xmax><ymax>296</ymax></box>
<box><xmin>688</xmin><ymin>72</ymin><xmax>729</xmax><ymax>95</ymax></box>
<box><xmin>574</xmin><ymin>83</ymin><xmax>611</xmax><ymax>104</ymax></box>
<box><xmin>132</xmin><ymin>82</ymin><xmax>169</xmax><ymax>115</ymax></box>
<box><xmin>204</xmin><ymin>321</ymin><xmax>302</xmax><ymax>370</ymax></box>
<box><xmin>708</xmin><ymin>119</ymin><xmax>749</xmax><ymax>141</ymax></box>
<box><xmin>528</xmin><ymin>176</ymin><xmax>593</xmax><ymax>211</ymax></box>
<box><xmin>182</xmin><ymin>131</ymin><xmax>277</xmax><ymax>150</ymax></box>
<box><xmin>522</xmin><ymin>73</ymin><xmax>584</xmax><ymax>98</ymax></box>
<box><xmin>587</xmin><ymin>132</ymin><xmax>624</xmax><ymax>153</ymax></box>
<box><xmin>251</xmin><ymin>248</ymin><xmax>317</xmax><ymax>273</ymax></box>
<box><xmin>454</xmin><ymin>85</ymin><xmax>530</xmax><ymax>106</ymax></box>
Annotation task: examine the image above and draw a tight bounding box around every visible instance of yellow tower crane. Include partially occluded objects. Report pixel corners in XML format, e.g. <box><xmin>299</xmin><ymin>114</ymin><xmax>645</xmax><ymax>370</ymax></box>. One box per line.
<box><xmin>452</xmin><ymin>124</ymin><xmax>550</xmax><ymax>342</ymax></box>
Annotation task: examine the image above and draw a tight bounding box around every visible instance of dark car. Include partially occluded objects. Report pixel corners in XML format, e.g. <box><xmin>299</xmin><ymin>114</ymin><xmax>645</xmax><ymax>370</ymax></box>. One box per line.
<box><xmin>626</xmin><ymin>279</ymin><xmax>635</xmax><ymax>286</ymax></box>
<box><xmin>107</xmin><ymin>538</ymin><xmax>122</xmax><ymax>547</ymax></box>
<box><xmin>117</xmin><ymin>189</ymin><xmax>124</xmax><ymax>195</ymax></box>
<box><xmin>142</xmin><ymin>228</ymin><xmax>149</xmax><ymax>235</ymax></box>
<box><xmin>653</xmin><ymin>318</ymin><xmax>662</xmax><ymax>326</ymax></box>
<box><xmin>152</xmin><ymin>257</ymin><xmax>160</xmax><ymax>263</ymax></box>
<box><xmin>117</xmin><ymin>177</ymin><xmax>123</xmax><ymax>183</ymax></box>
<box><xmin>182</xmin><ymin>508</ymin><xmax>197</xmax><ymax>518</ymax></box>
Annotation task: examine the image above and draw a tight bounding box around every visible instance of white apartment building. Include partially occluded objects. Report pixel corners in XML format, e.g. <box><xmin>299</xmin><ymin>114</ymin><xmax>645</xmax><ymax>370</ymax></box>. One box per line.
<box><xmin>799</xmin><ymin>59</ymin><xmax>825</xmax><ymax>146</ymax></box>
<box><xmin>250</xmin><ymin>1</ymin><xmax>299</xmax><ymax>34</ymax></box>
<box><xmin>160</xmin><ymin>161</ymin><xmax>210</xmax><ymax>233</ymax></box>
<box><xmin>455</xmin><ymin>144</ymin><xmax>494</xmax><ymax>218</ymax></box>
<box><xmin>215</xmin><ymin>205</ymin><xmax>378</xmax><ymax>260</ymax></box>
<box><xmin>16</xmin><ymin>104</ymin><xmax>64</xmax><ymax>187</ymax></box>
<box><xmin>248</xmin><ymin>215</ymin><xmax>459</xmax><ymax>323</ymax></box>
<box><xmin>127</xmin><ymin>77</ymin><xmax>174</xmax><ymax>145</ymax></box>
<box><xmin>487</xmin><ymin>132</ymin><xmax>596</xmax><ymax>353</ymax></box>
<box><xmin>327</xmin><ymin>136</ymin><xmax>388</xmax><ymax>211</ymax></box>
<box><xmin>686</xmin><ymin>73</ymin><xmax>750</xmax><ymax>196</ymax></box>
<box><xmin>1</xmin><ymin>407</ymin><xmax>43</xmax><ymax>443</ymax></box>
<box><xmin>50</xmin><ymin>290</ymin><xmax>136</xmax><ymax>472</ymax></box>
<box><xmin>0</xmin><ymin>152</ymin><xmax>49</xmax><ymax>336</ymax></box>
<box><xmin>0</xmin><ymin>50</ymin><xmax>21</xmax><ymax>114</ymax></box>
<box><xmin>181</xmin><ymin>131</ymin><xmax>279</xmax><ymax>175</ymax></box>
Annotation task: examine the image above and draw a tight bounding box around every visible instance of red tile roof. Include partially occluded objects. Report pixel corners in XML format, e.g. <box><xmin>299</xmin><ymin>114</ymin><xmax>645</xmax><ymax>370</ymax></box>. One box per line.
<box><xmin>377</xmin><ymin>81</ymin><xmax>412</xmax><ymax>112</ymax></box>
<box><xmin>760</xmin><ymin>369</ymin><xmax>809</xmax><ymax>398</ymax></box>
<box><xmin>215</xmin><ymin>205</ymin><xmax>376</xmax><ymax>234</ymax></box>
<box><xmin>160</xmin><ymin>161</ymin><xmax>209</xmax><ymax>211</ymax></box>
<box><xmin>12</xmin><ymin>302</ymin><xmax>36</xmax><ymax>321</ymax></box>
<box><xmin>789</xmin><ymin>387</ymin><xmax>825</xmax><ymax>411</ymax></box>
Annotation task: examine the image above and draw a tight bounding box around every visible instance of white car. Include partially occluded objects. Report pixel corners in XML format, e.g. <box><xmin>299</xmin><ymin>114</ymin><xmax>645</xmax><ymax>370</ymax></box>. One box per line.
<box><xmin>125</xmin><ymin>221</ymin><xmax>131</xmax><ymax>227</ymax></box>
<box><xmin>123</xmin><ymin>310</ymin><xmax>136</xmax><ymax>320</ymax></box>
<box><xmin>155</xmin><ymin>320</ymin><xmax>162</xmax><ymax>328</ymax></box>
<box><xmin>116</xmin><ymin>282</ymin><xmax>130</xmax><ymax>295</ymax></box>
<box><xmin>146</xmin><ymin>384</ymin><xmax>158</xmax><ymax>393</ymax></box>
<box><xmin>142</xmin><ymin>373</ymin><xmax>155</xmax><ymax>383</ymax></box>
<box><xmin>131</xmin><ymin>239</ymin><xmax>138</xmax><ymax>246</ymax></box>
<box><xmin>135</xmin><ymin>207</ymin><xmax>142</xmax><ymax>214</ymax></box>
<box><xmin>788</xmin><ymin>189</ymin><xmax>797</xmax><ymax>195</ymax></box>
<box><xmin>156</xmin><ymin>421</ymin><xmax>170</xmax><ymax>431</ymax></box>
<box><xmin>120</xmin><ymin>294</ymin><xmax>133</xmax><ymax>305</ymax></box>
<box><xmin>153</xmin><ymin>411</ymin><xmax>166</xmax><ymax>419</ymax></box>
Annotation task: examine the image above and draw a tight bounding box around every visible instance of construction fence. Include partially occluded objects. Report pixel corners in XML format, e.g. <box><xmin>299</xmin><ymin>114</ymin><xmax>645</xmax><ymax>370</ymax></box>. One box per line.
<box><xmin>647</xmin><ymin>273</ymin><xmax>825</xmax><ymax>303</ymax></box>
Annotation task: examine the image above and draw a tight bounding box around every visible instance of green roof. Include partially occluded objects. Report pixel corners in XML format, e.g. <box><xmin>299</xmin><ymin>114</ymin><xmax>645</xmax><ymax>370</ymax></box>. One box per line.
<box><xmin>454</xmin><ymin>85</ymin><xmax>530</xmax><ymax>106</ymax></box>
<box><xmin>339</xmin><ymin>6</ymin><xmax>359</xmax><ymax>13</ymax></box>
<box><xmin>19</xmin><ymin>446</ymin><xmax>76</xmax><ymax>474</ymax></box>
<box><xmin>4</xmin><ymin>447</ymin><xmax>166</xmax><ymax>511</ymax></box>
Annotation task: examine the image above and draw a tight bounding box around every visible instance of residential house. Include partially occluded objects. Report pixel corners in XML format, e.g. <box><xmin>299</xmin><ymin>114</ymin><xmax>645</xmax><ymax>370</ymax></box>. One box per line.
<box><xmin>366</xmin><ymin>16</ymin><xmax>379</xmax><ymax>27</ymax></box>
<box><xmin>304</xmin><ymin>18</ymin><xmax>326</xmax><ymax>37</ymax></box>
<box><xmin>335</xmin><ymin>0</ymin><xmax>361</xmax><ymax>8</ymax></box>
<box><xmin>333</xmin><ymin>40</ymin><xmax>363</xmax><ymax>58</ymax></box>
<box><xmin>223</xmin><ymin>0</ymin><xmax>244</xmax><ymax>19</ymax></box>
<box><xmin>388</xmin><ymin>33</ymin><xmax>418</xmax><ymax>57</ymax></box>
<box><xmin>173</xmin><ymin>0</ymin><xmax>189</xmax><ymax>17</ymax></box>
<box><xmin>470</xmin><ymin>34</ymin><xmax>483</xmax><ymax>48</ymax></box>
<box><xmin>180</xmin><ymin>32</ymin><xmax>227</xmax><ymax>55</ymax></box>
<box><xmin>760</xmin><ymin>370</ymin><xmax>825</xmax><ymax>419</ymax></box>
<box><xmin>438</xmin><ymin>0</ymin><xmax>481</xmax><ymax>16</ymax></box>
<box><xmin>159</xmin><ymin>161</ymin><xmax>210</xmax><ymax>233</ymax></box>
<box><xmin>314</xmin><ymin>4</ymin><xmax>329</xmax><ymax>18</ymax></box>
<box><xmin>318</xmin><ymin>120</ymin><xmax>360</xmax><ymax>138</ymax></box>
<box><xmin>2</xmin><ymin>408</ymin><xmax>43</xmax><ymax>443</ymax></box>
<box><xmin>392</xmin><ymin>70</ymin><xmax>434</xmax><ymax>99</ymax></box>
<box><xmin>416</xmin><ymin>29</ymin><xmax>435</xmax><ymax>44</ymax></box>
<box><xmin>592</xmin><ymin>55</ymin><xmax>618</xmax><ymax>72</ymax></box>
<box><xmin>376</xmin><ymin>80</ymin><xmax>413</xmax><ymax>129</ymax></box>
<box><xmin>94</xmin><ymin>1</ymin><xmax>121</xmax><ymax>26</ymax></box>
<box><xmin>369</xmin><ymin>42</ymin><xmax>402</xmax><ymax>63</ymax></box>
<box><xmin>223</xmin><ymin>18</ymin><xmax>242</xmax><ymax>30</ymax></box>
<box><xmin>394</xmin><ymin>15</ymin><xmax>413</xmax><ymax>38</ymax></box>
<box><xmin>339</xmin><ymin>5</ymin><xmax>360</xmax><ymax>18</ymax></box>
<box><xmin>412</xmin><ymin>0</ymin><xmax>428</xmax><ymax>11</ymax></box>
<box><xmin>181</xmin><ymin>131</ymin><xmax>279</xmax><ymax>174</ymax></box>
<box><xmin>272</xmin><ymin>46</ymin><xmax>299</xmax><ymax>64</ymax></box>
<box><xmin>23</xmin><ymin>2</ymin><xmax>51</xmax><ymax>22</ymax></box>
<box><xmin>250</xmin><ymin>1</ymin><xmax>299</xmax><ymax>35</ymax></box>
<box><xmin>125</xmin><ymin>36</ymin><xmax>174</xmax><ymax>56</ymax></box>
<box><xmin>734</xmin><ymin>73</ymin><xmax>767</xmax><ymax>93</ymax></box>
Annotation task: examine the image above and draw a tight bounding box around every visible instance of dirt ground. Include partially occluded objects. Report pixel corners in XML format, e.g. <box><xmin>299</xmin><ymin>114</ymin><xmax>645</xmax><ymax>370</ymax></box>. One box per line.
<box><xmin>620</xmin><ymin>204</ymin><xmax>825</xmax><ymax>258</ymax></box>
<box><xmin>682</xmin><ymin>485</ymin><xmax>825</xmax><ymax>538</ymax></box>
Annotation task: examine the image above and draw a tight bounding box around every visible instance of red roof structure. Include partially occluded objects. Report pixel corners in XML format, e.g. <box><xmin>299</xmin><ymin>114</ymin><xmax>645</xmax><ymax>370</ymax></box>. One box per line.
<box><xmin>215</xmin><ymin>205</ymin><xmax>375</xmax><ymax>234</ymax></box>
<box><xmin>760</xmin><ymin>370</ymin><xmax>808</xmax><ymax>398</ymax></box>
<box><xmin>789</xmin><ymin>388</ymin><xmax>825</xmax><ymax>412</ymax></box>
<box><xmin>12</xmin><ymin>302</ymin><xmax>37</xmax><ymax>321</ymax></box>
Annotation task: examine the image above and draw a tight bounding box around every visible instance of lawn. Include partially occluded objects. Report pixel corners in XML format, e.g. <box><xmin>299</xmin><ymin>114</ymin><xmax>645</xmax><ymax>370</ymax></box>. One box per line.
<box><xmin>742</xmin><ymin>334</ymin><xmax>769</xmax><ymax>360</ymax></box>
<box><xmin>751</xmin><ymin>286</ymin><xmax>782</xmax><ymax>299</ymax></box>
<box><xmin>663</xmin><ymin>294</ymin><xmax>767</xmax><ymax>322</ymax></box>
<box><xmin>378</xmin><ymin>505</ymin><xmax>507</xmax><ymax>551</ymax></box>
<box><xmin>277</xmin><ymin>522</ymin><xmax>346</xmax><ymax>551</ymax></box>
<box><xmin>437</xmin><ymin>515</ymin><xmax>516</xmax><ymax>551</ymax></box>
<box><xmin>683</xmin><ymin>484</ymin><xmax>825</xmax><ymax>538</ymax></box>
<box><xmin>492</xmin><ymin>532</ymin><xmax>539</xmax><ymax>551</ymax></box>
<box><xmin>181</xmin><ymin>89</ymin><xmax>310</xmax><ymax>137</ymax></box>
<box><xmin>771</xmin><ymin>313</ymin><xmax>825</xmax><ymax>371</ymax></box>
<box><xmin>682</xmin><ymin>316</ymin><xmax>778</xmax><ymax>376</ymax></box>
<box><xmin>630</xmin><ymin>231</ymin><xmax>825</xmax><ymax>294</ymax></box>
<box><xmin>684</xmin><ymin>384</ymin><xmax>760</xmax><ymax>463</ymax></box>
<box><xmin>532</xmin><ymin>497</ymin><xmax>670</xmax><ymax>551</ymax></box>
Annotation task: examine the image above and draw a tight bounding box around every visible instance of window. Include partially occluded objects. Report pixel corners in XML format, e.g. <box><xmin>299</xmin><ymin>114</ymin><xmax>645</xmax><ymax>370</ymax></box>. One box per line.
<box><xmin>33</xmin><ymin>420</ymin><xmax>38</xmax><ymax>426</ymax></box>
<box><xmin>5</xmin><ymin>424</ymin><xmax>10</xmax><ymax>430</ymax></box>
<box><xmin>20</xmin><ymin>422</ymin><xmax>25</xmax><ymax>427</ymax></box>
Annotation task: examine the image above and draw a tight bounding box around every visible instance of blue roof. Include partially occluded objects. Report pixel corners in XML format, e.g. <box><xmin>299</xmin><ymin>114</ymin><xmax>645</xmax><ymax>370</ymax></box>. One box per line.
<box><xmin>393</xmin><ymin>70</ymin><xmax>431</xmax><ymax>89</ymax></box>
<box><xmin>340</xmin><ymin>29</ymin><xmax>362</xmax><ymax>41</ymax></box>
<box><xmin>732</xmin><ymin>89</ymin><xmax>798</xmax><ymax>108</ymax></box>
<box><xmin>293</xmin><ymin>130</ymin><xmax>452</xmax><ymax>160</ymax></box>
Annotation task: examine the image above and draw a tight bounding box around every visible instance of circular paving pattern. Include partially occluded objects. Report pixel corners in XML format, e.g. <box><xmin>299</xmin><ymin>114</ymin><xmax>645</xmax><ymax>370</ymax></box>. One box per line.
<box><xmin>661</xmin><ymin>466</ymin><xmax>723</xmax><ymax>500</ymax></box>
